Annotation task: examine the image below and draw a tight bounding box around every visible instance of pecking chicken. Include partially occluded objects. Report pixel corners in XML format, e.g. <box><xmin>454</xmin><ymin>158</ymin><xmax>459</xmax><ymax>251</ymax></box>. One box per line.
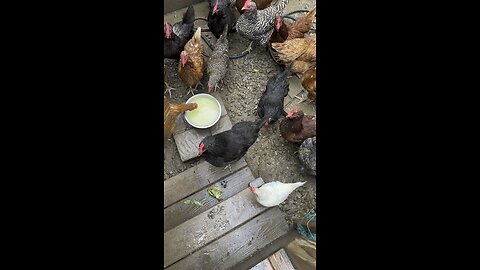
<box><xmin>300</xmin><ymin>66</ymin><xmax>316</xmax><ymax>102</ymax></box>
<box><xmin>207</xmin><ymin>25</ymin><xmax>230</xmax><ymax>93</ymax></box>
<box><xmin>298</xmin><ymin>136</ymin><xmax>316</xmax><ymax>176</ymax></box>
<box><xmin>178</xmin><ymin>27</ymin><xmax>205</xmax><ymax>96</ymax></box>
<box><xmin>199</xmin><ymin>118</ymin><xmax>266</xmax><ymax>169</ymax></box>
<box><xmin>164</xmin><ymin>5</ymin><xmax>195</xmax><ymax>60</ymax></box>
<box><xmin>271</xmin><ymin>33</ymin><xmax>316</xmax><ymax>74</ymax></box>
<box><xmin>164</xmin><ymin>96</ymin><xmax>198</xmax><ymax>139</ymax></box>
<box><xmin>269</xmin><ymin>7</ymin><xmax>316</xmax><ymax>45</ymax></box>
<box><xmin>279</xmin><ymin>108</ymin><xmax>316</xmax><ymax>143</ymax></box>
<box><xmin>236</xmin><ymin>0</ymin><xmax>289</xmax><ymax>52</ymax></box>
<box><xmin>250</xmin><ymin>181</ymin><xmax>306</xmax><ymax>207</ymax></box>
<box><xmin>208</xmin><ymin>0</ymin><xmax>237</xmax><ymax>39</ymax></box>
<box><xmin>235</xmin><ymin>0</ymin><xmax>273</xmax><ymax>15</ymax></box>
<box><xmin>257</xmin><ymin>66</ymin><xmax>290</xmax><ymax>126</ymax></box>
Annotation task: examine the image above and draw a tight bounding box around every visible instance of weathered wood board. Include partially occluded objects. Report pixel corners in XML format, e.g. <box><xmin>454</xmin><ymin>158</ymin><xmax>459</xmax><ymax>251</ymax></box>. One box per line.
<box><xmin>165</xmin><ymin>207</ymin><xmax>290</xmax><ymax>270</ymax></box>
<box><xmin>268</xmin><ymin>248</ymin><xmax>296</xmax><ymax>270</ymax></box>
<box><xmin>164</xmin><ymin>186</ymin><xmax>268</xmax><ymax>268</ymax></box>
<box><xmin>164</xmin><ymin>166</ymin><xmax>255</xmax><ymax>232</ymax></box>
<box><xmin>287</xmin><ymin>76</ymin><xmax>304</xmax><ymax>99</ymax></box>
<box><xmin>164</xmin><ymin>158</ymin><xmax>247</xmax><ymax>208</ymax></box>
<box><xmin>249</xmin><ymin>259</ymin><xmax>274</xmax><ymax>270</ymax></box>
<box><xmin>210</xmin><ymin>115</ymin><xmax>232</xmax><ymax>135</ymax></box>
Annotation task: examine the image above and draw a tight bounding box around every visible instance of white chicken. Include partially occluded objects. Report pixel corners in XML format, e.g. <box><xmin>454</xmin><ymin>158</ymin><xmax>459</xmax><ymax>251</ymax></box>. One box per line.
<box><xmin>249</xmin><ymin>181</ymin><xmax>306</xmax><ymax>207</ymax></box>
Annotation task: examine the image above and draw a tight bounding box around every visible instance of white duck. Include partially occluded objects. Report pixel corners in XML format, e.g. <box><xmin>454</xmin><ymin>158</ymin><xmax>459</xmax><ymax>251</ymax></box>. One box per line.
<box><xmin>249</xmin><ymin>181</ymin><xmax>306</xmax><ymax>207</ymax></box>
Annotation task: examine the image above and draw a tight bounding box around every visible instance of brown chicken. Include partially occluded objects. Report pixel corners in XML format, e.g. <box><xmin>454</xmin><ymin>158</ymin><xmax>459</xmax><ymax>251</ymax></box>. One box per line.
<box><xmin>269</xmin><ymin>6</ymin><xmax>316</xmax><ymax>45</ymax></box>
<box><xmin>235</xmin><ymin>0</ymin><xmax>273</xmax><ymax>14</ymax></box>
<box><xmin>271</xmin><ymin>33</ymin><xmax>316</xmax><ymax>74</ymax></box>
<box><xmin>300</xmin><ymin>66</ymin><xmax>316</xmax><ymax>102</ymax></box>
<box><xmin>164</xmin><ymin>96</ymin><xmax>198</xmax><ymax>139</ymax></box>
<box><xmin>279</xmin><ymin>108</ymin><xmax>316</xmax><ymax>144</ymax></box>
<box><xmin>178</xmin><ymin>27</ymin><xmax>204</xmax><ymax>96</ymax></box>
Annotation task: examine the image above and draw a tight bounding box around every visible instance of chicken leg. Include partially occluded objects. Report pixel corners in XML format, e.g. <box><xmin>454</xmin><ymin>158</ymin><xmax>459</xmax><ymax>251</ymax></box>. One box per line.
<box><xmin>241</xmin><ymin>41</ymin><xmax>254</xmax><ymax>55</ymax></box>
<box><xmin>185</xmin><ymin>82</ymin><xmax>203</xmax><ymax>97</ymax></box>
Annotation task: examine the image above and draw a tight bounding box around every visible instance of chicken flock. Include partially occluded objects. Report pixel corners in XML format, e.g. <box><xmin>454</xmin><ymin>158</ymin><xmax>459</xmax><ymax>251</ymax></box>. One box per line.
<box><xmin>164</xmin><ymin>0</ymin><xmax>317</xmax><ymax>207</ymax></box>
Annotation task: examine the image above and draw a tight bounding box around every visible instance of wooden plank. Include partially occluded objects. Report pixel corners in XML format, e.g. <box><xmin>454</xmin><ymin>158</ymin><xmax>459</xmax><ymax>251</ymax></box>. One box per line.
<box><xmin>268</xmin><ymin>249</ymin><xmax>295</xmax><ymax>270</ymax></box>
<box><xmin>166</xmin><ymin>207</ymin><xmax>290</xmax><ymax>270</ymax></box>
<box><xmin>249</xmin><ymin>259</ymin><xmax>274</xmax><ymax>270</ymax></box>
<box><xmin>172</xmin><ymin>114</ymin><xmax>189</xmax><ymax>134</ymax></box>
<box><xmin>164</xmin><ymin>185</ymin><xmax>268</xmax><ymax>268</ymax></box>
<box><xmin>287</xmin><ymin>76</ymin><xmax>304</xmax><ymax>99</ymax></box>
<box><xmin>210</xmin><ymin>115</ymin><xmax>232</xmax><ymax>135</ymax></box>
<box><xmin>164</xmin><ymin>167</ymin><xmax>255</xmax><ymax>232</ymax></box>
<box><xmin>173</xmin><ymin>128</ymin><xmax>211</xmax><ymax>162</ymax></box>
<box><xmin>164</xmin><ymin>158</ymin><xmax>247</xmax><ymax>208</ymax></box>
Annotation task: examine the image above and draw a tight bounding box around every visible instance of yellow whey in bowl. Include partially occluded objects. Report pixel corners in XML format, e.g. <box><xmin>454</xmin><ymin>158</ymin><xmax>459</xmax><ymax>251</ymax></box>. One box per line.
<box><xmin>185</xmin><ymin>94</ymin><xmax>221</xmax><ymax>128</ymax></box>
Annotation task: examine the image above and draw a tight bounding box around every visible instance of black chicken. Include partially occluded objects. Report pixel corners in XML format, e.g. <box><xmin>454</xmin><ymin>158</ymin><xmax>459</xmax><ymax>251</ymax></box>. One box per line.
<box><xmin>208</xmin><ymin>0</ymin><xmax>237</xmax><ymax>39</ymax></box>
<box><xmin>257</xmin><ymin>66</ymin><xmax>290</xmax><ymax>126</ymax></box>
<box><xmin>164</xmin><ymin>5</ymin><xmax>195</xmax><ymax>60</ymax></box>
<box><xmin>199</xmin><ymin>119</ymin><xmax>266</xmax><ymax>168</ymax></box>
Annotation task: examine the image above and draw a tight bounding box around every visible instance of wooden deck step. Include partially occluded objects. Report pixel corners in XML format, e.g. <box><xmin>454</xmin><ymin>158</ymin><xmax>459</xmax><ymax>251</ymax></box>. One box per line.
<box><xmin>164</xmin><ymin>166</ymin><xmax>255</xmax><ymax>232</ymax></box>
<box><xmin>249</xmin><ymin>249</ymin><xmax>295</xmax><ymax>270</ymax></box>
<box><xmin>166</xmin><ymin>207</ymin><xmax>291</xmax><ymax>270</ymax></box>
<box><xmin>164</xmin><ymin>158</ymin><xmax>247</xmax><ymax>208</ymax></box>
<box><xmin>266</xmin><ymin>248</ymin><xmax>296</xmax><ymax>270</ymax></box>
<box><xmin>164</xmin><ymin>178</ymin><xmax>267</xmax><ymax>268</ymax></box>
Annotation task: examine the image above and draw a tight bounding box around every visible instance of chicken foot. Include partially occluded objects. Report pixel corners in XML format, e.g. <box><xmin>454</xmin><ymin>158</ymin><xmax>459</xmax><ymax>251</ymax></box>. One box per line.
<box><xmin>185</xmin><ymin>82</ymin><xmax>203</xmax><ymax>97</ymax></box>
<box><xmin>223</xmin><ymin>164</ymin><xmax>232</xmax><ymax>172</ymax></box>
<box><xmin>241</xmin><ymin>41</ymin><xmax>254</xmax><ymax>55</ymax></box>
<box><xmin>164</xmin><ymin>83</ymin><xmax>175</xmax><ymax>98</ymax></box>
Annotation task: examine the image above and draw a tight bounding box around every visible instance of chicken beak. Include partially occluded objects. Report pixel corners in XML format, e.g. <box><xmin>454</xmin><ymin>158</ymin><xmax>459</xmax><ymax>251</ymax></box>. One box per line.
<box><xmin>194</xmin><ymin>27</ymin><xmax>202</xmax><ymax>41</ymax></box>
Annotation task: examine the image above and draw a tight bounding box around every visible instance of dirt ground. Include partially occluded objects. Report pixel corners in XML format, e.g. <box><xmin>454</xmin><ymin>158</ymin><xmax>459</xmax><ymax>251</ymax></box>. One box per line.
<box><xmin>164</xmin><ymin>0</ymin><xmax>316</xmax><ymax>224</ymax></box>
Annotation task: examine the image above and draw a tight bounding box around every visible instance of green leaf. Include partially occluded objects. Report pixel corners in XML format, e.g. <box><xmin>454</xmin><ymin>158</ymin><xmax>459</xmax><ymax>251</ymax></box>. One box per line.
<box><xmin>183</xmin><ymin>199</ymin><xmax>192</xmax><ymax>205</ymax></box>
<box><xmin>208</xmin><ymin>186</ymin><xmax>223</xmax><ymax>200</ymax></box>
<box><xmin>193</xmin><ymin>200</ymin><xmax>203</xmax><ymax>206</ymax></box>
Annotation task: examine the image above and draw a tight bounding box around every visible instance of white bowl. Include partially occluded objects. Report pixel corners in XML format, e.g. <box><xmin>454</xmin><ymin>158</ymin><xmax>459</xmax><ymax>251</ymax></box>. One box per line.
<box><xmin>184</xmin><ymin>94</ymin><xmax>221</xmax><ymax>129</ymax></box>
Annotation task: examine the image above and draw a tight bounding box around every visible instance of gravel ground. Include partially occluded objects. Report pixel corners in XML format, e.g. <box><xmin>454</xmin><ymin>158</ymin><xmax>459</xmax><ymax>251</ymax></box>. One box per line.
<box><xmin>164</xmin><ymin>0</ymin><xmax>316</xmax><ymax>224</ymax></box>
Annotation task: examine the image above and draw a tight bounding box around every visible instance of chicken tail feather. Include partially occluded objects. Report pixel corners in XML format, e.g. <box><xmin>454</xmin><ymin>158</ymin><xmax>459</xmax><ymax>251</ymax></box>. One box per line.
<box><xmin>183</xmin><ymin>5</ymin><xmax>195</xmax><ymax>25</ymax></box>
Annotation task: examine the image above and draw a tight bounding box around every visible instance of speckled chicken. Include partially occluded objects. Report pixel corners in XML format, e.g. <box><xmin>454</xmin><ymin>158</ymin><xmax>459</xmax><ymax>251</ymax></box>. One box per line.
<box><xmin>207</xmin><ymin>25</ymin><xmax>230</xmax><ymax>93</ymax></box>
<box><xmin>279</xmin><ymin>108</ymin><xmax>316</xmax><ymax>143</ymax></box>
<box><xmin>236</xmin><ymin>0</ymin><xmax>289</xmax><ymax>50</ymax></box>
<box><xmin>269</xmin><ymin>6</ymin><xmax>316</xmax><ymax>45</ymax></box>
<box><xmin>300</xmin><ymin>66</ymin><xmax>316</xmax><ymax>102</ymax></box>
<box><xmin>178</xmin><ymin>27</ymin><xmax>205</xmax><ymax>96</ymax></box>
<box><xmin>164</xmin><ymin>96</ymin><xmax>198</xmax><ymax>139</ymax></box>
<box><xmin>164</xmin><ymin>5</ymin><xmax>195</xmax><ymax>60</ymax></box>
<box><xmin>257</xmin><ymin>66</ymin><xmax>290</xmax><ymax>126</ymax></box>
<box><xmin>208</xmin><ymin>0</ymin><xmax>237</xmax><ymax>39</ymax></box>
<box><xmin>235</xmin><ymin>0</ymin><xmax>273</xmax><ymax>15</ymax></box>
<box><xmin>271</xmin><ymin>33</ymin><xmax>316</xmax><ymax>74</ymax></box>
<box><xmin>298</xmin><ymin>136</ymin><xmax>316</xmax><ymax>176</ymax></box>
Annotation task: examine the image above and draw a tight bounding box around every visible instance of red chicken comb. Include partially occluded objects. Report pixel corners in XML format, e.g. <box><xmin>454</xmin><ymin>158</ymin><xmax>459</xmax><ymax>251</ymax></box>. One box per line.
<box><xmin>287</xmin><ymin>108</ymin><xmax>298</xmax><ymax>118</ymax></box>
<box><xmin>249</xmin><ymin>186</ymin><xmax>256</xmax><ymax>192</ymax></box>
<box><xmin>241</xmin><ymin>0</ymin><xmax>252</xmax><ymax>11</ymax></box>
<box><xmin>213</xmin><ymin>0</ymin><xmax>219</xmax><ymax>14</ymax></box>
